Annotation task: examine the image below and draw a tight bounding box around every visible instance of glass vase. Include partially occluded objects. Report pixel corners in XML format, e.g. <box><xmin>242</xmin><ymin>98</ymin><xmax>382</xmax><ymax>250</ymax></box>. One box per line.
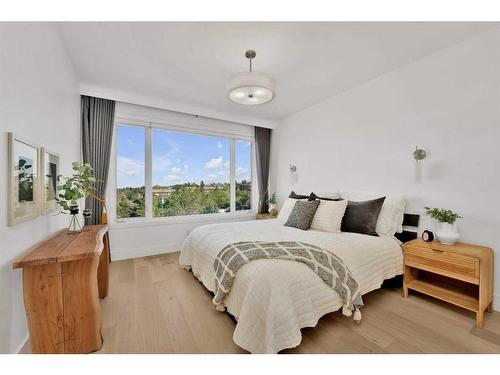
<box><xmin>83</xmin><ymin>209</ymin><xmax>92</xmax><ymax>231</ymax></box>
<box><xmin>68</xmin><ymin>205</ymin><xmax>82</xmax><ymax>234</ymax></box>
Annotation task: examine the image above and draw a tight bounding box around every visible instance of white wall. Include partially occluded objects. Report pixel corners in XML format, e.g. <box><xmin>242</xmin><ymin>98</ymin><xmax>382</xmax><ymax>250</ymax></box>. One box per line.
<box><xmin>107</xmin><ymin>103</ymin><xmax>258</xmax><ymax>261</ymax></box>
<box><xmin>0</xmin><ymin>23</ymin><xmax>80</xmax><ymax>353</ymax></box>
<box><xmin>271</xmin><ymin>27</ymin><xmax>500</xmax><ymax>309</ymax></box>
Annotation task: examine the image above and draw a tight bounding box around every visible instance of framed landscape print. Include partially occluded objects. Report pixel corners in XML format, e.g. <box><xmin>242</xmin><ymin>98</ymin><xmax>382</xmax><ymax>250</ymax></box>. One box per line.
<box><xmin>8</xmin><ymin>133</ymin><xmax>41</xmax><ymax>225</ymax></box>
<box><xmin>40</xmin><ymin>148</ymin><xmax>60</xmax><ymax>215</ymax></box>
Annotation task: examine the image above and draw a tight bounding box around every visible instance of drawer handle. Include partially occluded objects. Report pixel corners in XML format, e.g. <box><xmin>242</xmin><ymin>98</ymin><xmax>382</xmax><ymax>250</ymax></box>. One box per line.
<box><xmin>432</xmin><ymin>249</ymin><xmax>444</xmax><ymax>253</ymax></box>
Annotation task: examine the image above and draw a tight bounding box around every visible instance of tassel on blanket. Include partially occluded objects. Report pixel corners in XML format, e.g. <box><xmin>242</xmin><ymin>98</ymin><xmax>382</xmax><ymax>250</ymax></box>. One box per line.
<box><xmin>342</xmin><ymin>305</ymin><xmax>352</xmax><ymax>317</ymax></box>
<box><xmin>342</xmin><ymin>305</ymin><xmax>362</xmax><ymax>323</ymax></box>
<box><xmin>215</xmin><ymin>304</ymin><xmax>226</xmax><ymax>312</ymax></box>
<box><xmin>353</xmin><ymin>308</ymin><xmax>362</xmax><ymax>323</ymax></box>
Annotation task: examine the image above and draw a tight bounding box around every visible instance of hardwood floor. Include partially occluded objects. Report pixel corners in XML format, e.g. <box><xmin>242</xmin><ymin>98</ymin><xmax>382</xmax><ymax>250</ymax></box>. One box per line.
<box><xmin>96</xmin><ymin>252</ymin><xmax>500</xmax><ymax>354</ymax></box>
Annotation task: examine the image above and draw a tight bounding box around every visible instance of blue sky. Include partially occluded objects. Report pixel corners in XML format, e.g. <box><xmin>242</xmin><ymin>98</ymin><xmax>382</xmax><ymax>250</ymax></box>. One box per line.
<box><xmin>116</xmin><ymin>124</ymin><xmax>251</xmax><ymax>188</ymax></box>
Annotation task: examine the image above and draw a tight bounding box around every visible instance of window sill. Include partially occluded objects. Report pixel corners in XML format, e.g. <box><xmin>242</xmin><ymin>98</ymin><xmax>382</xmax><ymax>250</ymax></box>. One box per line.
<box><xmin>109</xmin><ymin>211</ymin><xmax>256</xmax><ymax>230</ymax></box>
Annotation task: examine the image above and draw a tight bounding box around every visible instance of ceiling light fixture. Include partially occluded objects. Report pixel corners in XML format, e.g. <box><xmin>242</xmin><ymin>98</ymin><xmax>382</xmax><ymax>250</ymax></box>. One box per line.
<box><xmin>227</xmin><ymin>50</ymin><xmax>274</xmax><ymax>105</ymax></box>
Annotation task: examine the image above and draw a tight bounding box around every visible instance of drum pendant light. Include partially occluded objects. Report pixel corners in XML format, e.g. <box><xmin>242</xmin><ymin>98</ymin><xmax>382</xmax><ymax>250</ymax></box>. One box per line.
<box><xmin>227</xmin><ymin>50</ymin><xmax>275</xmax><ymax>105</ymax></box>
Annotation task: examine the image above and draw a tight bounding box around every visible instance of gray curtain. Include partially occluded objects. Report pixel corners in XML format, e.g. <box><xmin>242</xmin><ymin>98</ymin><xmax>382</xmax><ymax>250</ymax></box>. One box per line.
<box><xmin>81</xmin><ymin>95</ymin><xmax>115</xmax><ymax>224</ymax></box>
<box><xmin>255</xmin><ymin>126</ymin><xmax>272</xmax><ymax>214</ymax></box>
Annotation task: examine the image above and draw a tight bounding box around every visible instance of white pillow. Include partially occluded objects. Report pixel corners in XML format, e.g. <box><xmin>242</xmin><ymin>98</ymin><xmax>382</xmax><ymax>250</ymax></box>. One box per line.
<box><xmin>277</xmin><ymin>198</ymin><xmax>306</xmax><ymax>223</ymax></box>
<box><xmin>377</xmin><ymin>196</ymin><xmax>406</xmax><ymax>235</ymax></box>
<box><xmin>340</xmin><ymin>191</ymin><xmax>406</xmax><ymax>236</ymax></box>
<box><xmin>310</xmin><ymin>200</ymin><xmax>348</xmax><ymax>233</ymax></box>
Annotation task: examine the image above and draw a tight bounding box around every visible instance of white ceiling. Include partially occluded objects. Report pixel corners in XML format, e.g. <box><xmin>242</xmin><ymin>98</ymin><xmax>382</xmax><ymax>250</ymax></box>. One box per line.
<box><xmin>57</xmin><ymin>22</ymin><xmax>493</xmax><ymax>122</ymax></box>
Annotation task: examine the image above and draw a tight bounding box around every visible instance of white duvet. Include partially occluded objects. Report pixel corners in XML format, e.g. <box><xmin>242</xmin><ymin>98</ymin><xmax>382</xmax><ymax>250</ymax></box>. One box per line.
<box><xmin>179</xmin><ymin>219</ymin><xmax>403</xmax><ymax>353</ymax></box>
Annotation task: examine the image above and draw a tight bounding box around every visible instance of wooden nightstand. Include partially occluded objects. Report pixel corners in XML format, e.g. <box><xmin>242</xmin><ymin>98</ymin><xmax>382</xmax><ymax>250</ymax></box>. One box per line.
<box><xmin>403</xmin><ymin>239</ymin><xmax>493</xmax><ymax>327</ymax></box>
<box><xmin>256</xmin><ymin>213</ymin><xmax>277</xmax><ymax>220</ymax></box>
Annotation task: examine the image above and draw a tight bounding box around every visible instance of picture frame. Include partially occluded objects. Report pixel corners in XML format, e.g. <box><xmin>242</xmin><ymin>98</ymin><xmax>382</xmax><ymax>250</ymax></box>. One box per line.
<box><xmin>40</xmin><ymin>147</ymin><xmax>61</xmax><ymax>215</ymax></box>
<box><xmin>8</xmin><ymin>132</ymin><xmax>41</xmax><ymax>226</ymax></box>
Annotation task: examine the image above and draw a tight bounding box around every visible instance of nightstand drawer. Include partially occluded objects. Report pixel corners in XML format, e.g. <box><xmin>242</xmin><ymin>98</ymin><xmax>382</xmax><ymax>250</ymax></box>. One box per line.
<box><xmin>405</xmin><ymin>245</ymin><xmax>479</xmax><ymax>284</ymax></box>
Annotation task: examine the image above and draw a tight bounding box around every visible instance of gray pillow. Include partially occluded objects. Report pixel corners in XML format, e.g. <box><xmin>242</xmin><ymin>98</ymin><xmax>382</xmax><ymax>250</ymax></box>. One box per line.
<box><xmin>284</xmin><ymin>200</ymin><xmax>320</xmax><ymax>230</ymax></box>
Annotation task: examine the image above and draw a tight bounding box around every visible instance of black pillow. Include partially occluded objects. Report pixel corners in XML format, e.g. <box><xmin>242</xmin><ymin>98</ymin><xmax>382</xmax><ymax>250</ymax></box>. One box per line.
<box><xmin>310</xmin><ymin>192</ymin><xmax>341</xmax><ymax>201</ymax></box>
<box><xmin>284</xmin><ymin>200</ymin><xmax>320</xmax><ymax>230</ymax></box>
<box><xmin>341</xmin><ymin>197</ymin><xmax>385</xmax><ymax>236</ymax></box>
<box><xmin>289</xmin><ymin>191</ymin><xmax>310</xmax><ymax>200</ymax></box>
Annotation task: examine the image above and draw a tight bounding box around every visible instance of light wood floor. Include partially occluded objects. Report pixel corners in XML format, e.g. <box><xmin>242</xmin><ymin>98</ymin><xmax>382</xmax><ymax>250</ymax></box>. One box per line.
<box><xmin>97</xmin><ymin>252</ymin><xmax>500</xmax><ymax>354</ymax></box>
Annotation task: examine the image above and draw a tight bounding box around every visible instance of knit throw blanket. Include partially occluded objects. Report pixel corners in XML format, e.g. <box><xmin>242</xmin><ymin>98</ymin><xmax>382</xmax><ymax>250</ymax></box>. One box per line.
<box><xmin>213</xmin><ymin>241</ymin><xmax>364</xmax><ymax>321</ymax></box>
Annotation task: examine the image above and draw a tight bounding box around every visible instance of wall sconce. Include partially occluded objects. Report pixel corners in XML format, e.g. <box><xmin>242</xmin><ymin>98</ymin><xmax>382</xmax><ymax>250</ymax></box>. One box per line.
<box><xmin>290</xmin><ymin>164</ymin><xmax>297</xmax><ymax>185</ymax></box>
<box><xmin>413</xmin><ymin>146</ymin><xmax>426</xmax><ymax>163</ymax></box>
<box><xmin>413</xmin><ymin>146</ymin><xmax>426</xmax><ymax>182</ymax></box>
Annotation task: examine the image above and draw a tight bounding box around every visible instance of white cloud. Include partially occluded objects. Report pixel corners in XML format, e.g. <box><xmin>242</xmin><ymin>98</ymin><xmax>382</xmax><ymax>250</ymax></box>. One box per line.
<box><xmin>117</xmin><ymin>156</ymin><xmax>144</xmax><ymax>177</ymax></box>
<box><xmin>206</xmin><ymin>174</ymin><xmax>218</xmax><ymax>180</ymax></box>
<box><xmin>236</xmin><ymin>166</ymin><xmax>250</xmax><ymax>181</ymax></box>
<box><xmin>162</xmin><ymin>164</ymin><xmax>188</xmax><ymax>183</ymax></box>
<box><xmin>205</xmin><ymin>156</ymin><xmax>224</xmax><ymax>169</ymax></box>
<box><xmin>152</xmin><ymin>156</ymin><xmax>173</xmax><ymax>172</ymax></box>
<box><xmin>224</xmin><ymin>160</ymin><xmax>230</xmax><ymax>169</ymax></box>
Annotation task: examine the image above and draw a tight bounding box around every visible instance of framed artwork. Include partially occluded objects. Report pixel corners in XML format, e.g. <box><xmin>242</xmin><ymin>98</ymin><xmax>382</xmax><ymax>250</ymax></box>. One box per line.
<box><xmin>8</xmin><ymin>133</ymin><xmax>41</xmax><ymax>226</ymax></box>
<box><xmin>40</xmin><ymin>148</ymin><xmax>60</xmax><ymax>215</ymax></box>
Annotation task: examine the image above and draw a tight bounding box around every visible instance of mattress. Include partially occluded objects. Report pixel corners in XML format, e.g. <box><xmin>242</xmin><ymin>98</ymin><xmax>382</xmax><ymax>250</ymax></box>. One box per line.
<box><xmin>179</xmin><ymin>219</ymin><xmax>403</xmax><ymax>353</ymax></box>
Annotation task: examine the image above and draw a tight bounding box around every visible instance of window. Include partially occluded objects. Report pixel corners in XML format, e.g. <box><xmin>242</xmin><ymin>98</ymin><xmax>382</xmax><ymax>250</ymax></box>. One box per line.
<box><xmin>152</xmin><ymin>129</ymin><xmax>231</xmax><ymax>217</ymax></box>
<box><xmin>116</xmin><ymin>124</ymin><xmax>146</xmax><ymax>219</ymax></box>
<box><xmin>115</xmin><ymin>122</ymin><xmax>253</xmax><ymax>221</ymax></box>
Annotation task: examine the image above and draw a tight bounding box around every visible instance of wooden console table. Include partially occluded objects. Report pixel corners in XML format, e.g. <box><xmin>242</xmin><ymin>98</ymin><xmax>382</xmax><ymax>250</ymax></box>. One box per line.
<box><xmin>13</xmin><ymin>225</ymin><xmax>110</xmax><ymax>353</ymax></box>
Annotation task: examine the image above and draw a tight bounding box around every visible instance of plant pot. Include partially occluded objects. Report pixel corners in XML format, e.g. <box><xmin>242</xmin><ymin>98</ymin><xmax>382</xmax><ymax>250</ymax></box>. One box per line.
<box><xmin>268</xmin><ymin>203</ymin><xmax>276</xmax><ymax>214</ymax></box>
<box><xmin>436</xmin><ymin>222</ymin><xmax>459</xmax><ymax>245</ymax></box>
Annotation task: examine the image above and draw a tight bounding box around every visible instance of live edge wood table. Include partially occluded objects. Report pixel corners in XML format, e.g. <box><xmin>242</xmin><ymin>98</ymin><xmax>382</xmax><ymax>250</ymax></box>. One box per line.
<box><xmin>13</xmin><ymin>225</ymin><xmax>110</xmax><ymax>353</ymax></box>
<box><xmin>403</xmin><ymin>239</ymin><xmax>493</xmax><ymax>327</ymax></box>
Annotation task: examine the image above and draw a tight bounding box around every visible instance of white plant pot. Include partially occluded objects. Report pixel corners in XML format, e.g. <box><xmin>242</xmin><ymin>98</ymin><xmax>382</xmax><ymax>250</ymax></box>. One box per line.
<box><xmin>436</xmin><ymin>222</ymin><xmax>459</xmax><ymax>245</ymax></box>
<box><xmin>268</xmin><ymin>203</ymin><xmax>276</xmax><ymax>213</ymax></box>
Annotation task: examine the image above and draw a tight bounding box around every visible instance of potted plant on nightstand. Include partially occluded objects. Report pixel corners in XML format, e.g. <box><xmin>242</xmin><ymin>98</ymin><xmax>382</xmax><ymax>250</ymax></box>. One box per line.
<box><xmin>267</xmin><ymin>193</ymin><xmax>278</xmax><ymax>217</ymax></box>
<box><xmin>424</xmin><ymin>207</ymin><xmax>462</xmax><ymax>245</ymax></box>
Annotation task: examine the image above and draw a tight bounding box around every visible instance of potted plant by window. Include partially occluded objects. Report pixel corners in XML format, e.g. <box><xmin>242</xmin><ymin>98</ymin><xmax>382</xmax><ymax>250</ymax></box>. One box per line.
<box><xmin>424</xmin><ymin>207</ymin><xmax>462</xmax><ymax>245</ymax></box>
<box><xmin>56</xmin><ymin>162</ymin><xmax>101</xmax><ymax>234</ymax></box>
<box><xmin>267</xmin><ymin>193</ymin><xmax>278</xmax><ymax>217</ymax></box>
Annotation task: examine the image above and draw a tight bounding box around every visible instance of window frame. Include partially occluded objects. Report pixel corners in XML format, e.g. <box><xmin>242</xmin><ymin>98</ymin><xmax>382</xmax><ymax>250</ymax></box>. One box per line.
<box><xmin>111</xmin><ymin>118</ymin><xmax>256</xmax><ymax>224</ymax></box>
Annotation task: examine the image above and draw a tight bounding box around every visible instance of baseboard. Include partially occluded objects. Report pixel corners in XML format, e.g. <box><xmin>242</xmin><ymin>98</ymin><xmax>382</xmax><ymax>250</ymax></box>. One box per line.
<box><xmin>110</xmin><ymin>242</ymin><xmax>183</xmax><ymax>261</ymax></box>
<box><xmin>15</xmin><ymin>335</ymin><xmax>30</xmax><ymax>354</ymax></box>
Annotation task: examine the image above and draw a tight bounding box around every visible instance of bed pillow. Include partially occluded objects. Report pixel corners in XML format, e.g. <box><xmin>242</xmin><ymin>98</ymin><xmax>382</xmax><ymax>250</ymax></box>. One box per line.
<box><xmin>340</xmin><ymin>197</ymin><xmax>386</xmax><ymax>236</ymax></box>
<box><xmin>284</xmin><ymin>200</ymin><xmax>320</xmax><ymax>230</ymax></box>
<box><xmin>277</xmin><ymin>197</ymin><xmax>307</xmax><ymax>223</ymax></box>
<box><xmin>376</xmin><ymin>196</ymin><xmax>406</xmax><ymax>236</ymax></box>
<box><xmin>340</xmin><ymin>191</ymin><xmax>405</xmax><ymax>236</ymax></box>
<box><xmin>310</xmin><ymin>199</ymin><xmax>348</xmax><ymax>233</ymax></box>
<box><xmin>289</xmin><ymin>191</ymin><xmax>310</xmax><ymax>200</ymax></box>
<box><xmin>310</xmin><ymin>192</ymin><xmax>341</xmax><ymax>201</ymax></box>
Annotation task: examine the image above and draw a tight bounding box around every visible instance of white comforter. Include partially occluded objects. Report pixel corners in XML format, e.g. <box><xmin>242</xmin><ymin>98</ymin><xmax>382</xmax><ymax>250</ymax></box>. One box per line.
<box><xmin>179</xmin><ymin>219</ymin><xmax>403</xmax><ymax>353</ymax></box>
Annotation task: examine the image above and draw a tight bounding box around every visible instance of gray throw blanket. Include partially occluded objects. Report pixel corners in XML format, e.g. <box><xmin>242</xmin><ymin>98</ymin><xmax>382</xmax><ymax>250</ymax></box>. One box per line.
<box><xmin>213</xmin><ymin>241</ymin><xmax>364</xmax><ymax>321</ymax></box>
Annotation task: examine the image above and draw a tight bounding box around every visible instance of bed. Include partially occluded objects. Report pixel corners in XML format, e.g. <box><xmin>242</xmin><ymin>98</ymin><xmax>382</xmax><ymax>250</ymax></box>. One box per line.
<box><xmin>179</xmin><ymin>218</ymin><xmax>404</xmax><ymax>353</ymax></box>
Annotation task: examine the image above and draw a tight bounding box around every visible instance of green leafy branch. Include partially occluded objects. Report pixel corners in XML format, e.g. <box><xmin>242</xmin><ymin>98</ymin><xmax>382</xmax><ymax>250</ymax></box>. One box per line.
<box><xmin>55</xmin><ymin>162</ymin><xmax>98</xmax><ymax>212</ymax></box>
<box><xmin>267</xmin><ymin>192</ymin><xmax>277</xmax><ymax>205</ymax></box>
<box><xmin>424</xmin><ymin>207</ymin><xmax>462</xmax><ymax>224</ymax></box>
